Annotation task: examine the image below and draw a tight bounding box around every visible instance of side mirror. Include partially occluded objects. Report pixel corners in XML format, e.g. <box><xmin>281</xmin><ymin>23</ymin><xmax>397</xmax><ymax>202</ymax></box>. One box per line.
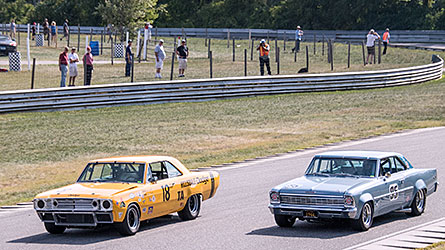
<box><xmin>385</xmin><ymin>172</ymin><xmax>392</xmax><ymax>178</ymax></box>
<box><xmin>148</xmin><ymin>176</ymin><xmax>158</xmax><ymax>183</ymax></box>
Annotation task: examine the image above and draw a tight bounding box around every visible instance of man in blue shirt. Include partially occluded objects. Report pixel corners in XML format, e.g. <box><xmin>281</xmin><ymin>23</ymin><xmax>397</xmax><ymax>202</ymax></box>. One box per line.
<box><xmin>125</xmin><ymin>40</ymin><xmax>133</xmax><ymax>77</ymax></box>
<box><xmin>292</xmin><ymin>25</ymin><xmax>303</xmax><ymax>53</ymax></box>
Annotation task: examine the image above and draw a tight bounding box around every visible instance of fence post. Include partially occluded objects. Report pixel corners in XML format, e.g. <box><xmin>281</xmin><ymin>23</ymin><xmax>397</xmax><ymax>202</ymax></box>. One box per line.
<box><xmin>111</xmin><ymin>38</ymin><xmax>114</xmax><ymax>65</ymax></box>
<box><xmin>322</xmin><ymin>35</ymin><xmax>325</xmax><ymax>56</ymax></box>
<box><xmin>131</xmin><ymin>55</ymin><xmax>135</xmax><ymax>83</ymax></box>
<box><xmin>327</xmin><ymin>40</ymin><xmax>331</xmax><ymax>63</ymax></box>
<box><xmin>362</xmin><ymin>41</ymin><xmax>366</xmax><ymax>66</ymax></box>
<box><xmin>294</xmin><ymin>48</ymin><xmax>297</xmax><ymax>62</ymax></box>
<box><xmin>378</xmin><ymin>39</ymin><xmax>382</xmax><ymax>64</ymax></box>
<box><xmin>244</xmin><ymin>49</ymin><xmax>247</xmax><ymax>76</ymax></box>
<box><xmin>275</xmin><ymin>38</ymin><xmax>278</xmax><ymax>62</ymax></box>
<box><xmin>277</xmin><ymin>47</ymin><xmax>280</xmax><ymax>75</ymax></box>
<box><xmin>170</xmin><ymin>52</ymin><xmax>175</xmax><ymax>80</ymax></box>
<box><xmin>209</xmin><ymin>51</ymin><xmax>213</xmax><ymax>78</ymax></box>
<box><xmin>373</xmin><ymin>43</ymin><xmax>376</xmax><ymax>65</ymax></box>
<box><xmin>330</xmin><ymin>42</ymin><xmax>334</xmax><ymax>71</ymax></box>
<box><xmin>232</xmin><ymin>38</ymin><xmax>235</xmax><ymax>61</ymax></box>
<box><xmin>251</xmin><ymin>39</ymin><xmax>254</xmax><ymax>61</ymax></box>
<box><xmin>101</xmin><ymin>30</ymin><xmax>104</xmax><ymax>55</ymax></box>
<box><xmin>227</xmin><ymin>29</ymin><xmax>230</xmax><ymax>48</ymax></box>
<box><xmin>205</xmin><ymin>28</ymin><xmax>208</xmax><ymax>47</ymax></box>
<box><xmin>67</xmin><ymin>27</ymin><xmax>70</xmax><ymax>47</ymax></box>
<box><xmin>90</xmin><ymin>28</ymin><xmax>92</xmax><ymax>43</ymax></box>
<box><xmin>313</xmin><ymin>34</ymin><xmax>316</xmax><ymax>55</ymax></box>
<box><xmin>31</xmin><ymin>58</ymin><xmax>36</xmax><ymax>89</ymax></box>
<box><xmin>306</xmin><ymin>46</ymin><xmax>309</xmax><ymax>72</ymax></box>
<box><xmin>77</xmin><ymin>24</ymin><xmax>80</xmax><ymax>52</ymax></box>
<box><xmin>208</xmin><ymin>38</ymin><xmax>211</xmax><ymax>58</ymax></box>
<box><xmin>284</xmin><ymin>31</ymin><xmax>286</xmax><ymax>51</ymax></box>
<box><xmin>348</xmin><ymin>42</ymin><xmax>351</xmax><ymax>68</ymax></box>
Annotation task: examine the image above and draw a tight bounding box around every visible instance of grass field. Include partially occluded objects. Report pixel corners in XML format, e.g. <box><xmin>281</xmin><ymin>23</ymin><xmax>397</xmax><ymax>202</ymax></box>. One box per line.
<box><xmin>1</xmin><ymin>33</ymin><xmax>443</xmax><ymax>91</ymax></box>
<box><xmin>0</xmin><ymin>76</ymin><xmax>444</xmax><ymax>206</ymax></box>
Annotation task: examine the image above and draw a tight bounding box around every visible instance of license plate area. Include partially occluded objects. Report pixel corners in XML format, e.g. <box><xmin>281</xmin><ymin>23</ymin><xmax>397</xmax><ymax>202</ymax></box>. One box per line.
<box><xmin>0</xmin><ymin>46</ymin><xmax>6</xmax><ymax>50</ymax></box>
<box><xmin>304</xmin><ymin>210</ymin><xmax>318</xmax><ymax>218</ymax></box>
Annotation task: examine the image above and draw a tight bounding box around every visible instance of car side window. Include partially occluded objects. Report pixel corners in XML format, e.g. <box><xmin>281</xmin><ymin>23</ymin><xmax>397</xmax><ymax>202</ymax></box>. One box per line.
<box><xmin>149</xmin><ymin>162</ymin><xmax>168</xmax><ymax>180</ymax></box>
<box><xmin>164</xmin><ymin>161</ymin><xmax>182</xmax><ymax>178</ymax></box>
<box><xmin>380</xmin><ymin>158</ymin><xmax>391</xmax><ymax>175</ymax></box>
<box><xmin>389</xmin><ymin>157</ymin><xmax>398</xmax><ymax>173</ymax></box>
<box><xmin>394</xmin><ymin>157</ymin><xmax>407</xmax><ymax>172</ymax></box>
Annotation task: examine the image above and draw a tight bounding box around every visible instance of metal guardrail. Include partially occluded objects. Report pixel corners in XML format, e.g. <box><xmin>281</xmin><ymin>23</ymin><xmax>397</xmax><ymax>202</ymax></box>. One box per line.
<box><xmin>1</xmin><ymin>24</ymin><xmax>445</xmax><ymax>43</ymax></box>
<box><xmin>0</xmin><ymin>55</ymin><xmax>442</xmax><ymax>113</ymax></box>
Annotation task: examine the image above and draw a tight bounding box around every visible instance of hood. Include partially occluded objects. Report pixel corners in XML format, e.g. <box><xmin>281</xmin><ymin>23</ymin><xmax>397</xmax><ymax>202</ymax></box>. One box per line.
<box><xmin>276</xmin><ymin>175</ymin><xmax>373</xmax><ymax>196</ymax></box>
<box><xmin>36</xmin><ymin>182</ymin><xmax>140</xmax><ymax>199</ymax></box>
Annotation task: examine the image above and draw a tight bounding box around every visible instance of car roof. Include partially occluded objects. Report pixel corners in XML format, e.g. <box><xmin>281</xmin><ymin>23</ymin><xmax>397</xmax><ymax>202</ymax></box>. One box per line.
<box><xmin>89</xmin><ymin>155</ymin><xmax>177</xmax><ymax>163</ymax></box>
<box><xmin>314</xmin><ymin>151</ymin><xmax>402</xmax><ymax>160</ymax></box>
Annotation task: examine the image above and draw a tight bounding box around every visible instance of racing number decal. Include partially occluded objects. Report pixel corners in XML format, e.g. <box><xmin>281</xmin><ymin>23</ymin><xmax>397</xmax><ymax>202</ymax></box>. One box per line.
<box><xmin>177</xmin><ymin>190</ymin><xmax>184</xmax><ymax>201</ymax></box>
<box><xmin>162</xmin><ymin>185</ymin><xmax>170</xmax><ymax>201</ymax></box>
<box><xmin>389</xmin><ymin>184</ymin><xmax>399</xmax><ymax>201</ymax></box>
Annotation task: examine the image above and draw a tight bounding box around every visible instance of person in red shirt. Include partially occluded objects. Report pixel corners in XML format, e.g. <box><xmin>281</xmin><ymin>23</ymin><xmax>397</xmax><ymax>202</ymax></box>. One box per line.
<box><xmin>59</xmin><ymin>47</ymin><xmax>69</xmax><ymax>87</ymax></box>
<box><xmin>82</xmin><ymin>46</ymin><xmax>94</xmax><ymax>85</ymax></box>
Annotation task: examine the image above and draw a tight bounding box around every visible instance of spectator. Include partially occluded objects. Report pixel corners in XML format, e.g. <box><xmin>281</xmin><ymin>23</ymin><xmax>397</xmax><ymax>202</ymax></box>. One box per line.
<box><xmin>256</xmin><ymin>39</ymin><xmax>272</xmax><ymax>76</ymax></box>
<box><xmin>43</xmin><ymin>18</ymin><xmax>49</xmax><ymax>41</ymax></box>
<box><xmin>10</xmin><ymin>19</ymin><xmax>16</xmax><ymax>40</ymax></box>
<box><xmin>176</xmin><ymin>39</ymin><xmax>189</xmax><ymax>77</ymax></box>
<box><xmin>31</xmin><ymin>22</ymin><xmax>36</xmax><ymax>41</ymax></box>
<box><xmin>107</xmin><ymin>24</ymin><xmax>113</xmax><ymax>43</ymax></box>
<box><xmin>125</xmin><ymin>40</ymin><xmax>133</xmax><ymax>77</ymax></box>
<box><xmin>382</xmin><ymin>28</ymin><xmax>390</xmax><ymax>55</ymax></box>
<box><xmin>59</xmin><ymin>46</ymin><xmax>69</xmax><ymax>87</ymax></box>
<box><xmin>60</xmin><ymin>19</ymin><xmax>69</xmax><ymax>41</ymax></box>
<box><xmin>82</xmin><ymin>46</ymin><xmax>94</xmax><ymax>85</ymax></box>
<box><xmin>146</xmin><ymin>22</ymin><xmax>153</xmax><ymax>41</ymax></box>
<box><xmin>365</xmin><ymin>29</ymin><xmax>380</xmax><ymax>65</ymax></box>
<box><xmin>68</xmin><ymin>47</ymin><xmax>79</xmax><ymax>86</ymax></box>
<box><xmin>292</xmin><ymin>25</ymin><xmax>303</xmax><ymax>53</ymax></box>
<box><xmin>154</xmin><ymin>39</ymin><xmax>165</xmax><ymax>78</ymax></box>
<box><xmin>50</xmin><ymin>21</ymin><xmax>58</xmax><ymax>47</ymax></box>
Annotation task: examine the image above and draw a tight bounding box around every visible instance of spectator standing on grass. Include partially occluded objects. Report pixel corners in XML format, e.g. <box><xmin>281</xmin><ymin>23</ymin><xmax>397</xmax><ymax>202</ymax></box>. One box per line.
<box><xmin>292</xmin><ymin>26</ymin><xmax>303</xmax><ymax>53</ymax></box>
<box><xmin>365</xmin><ymin>29</ymin><xmax>380</xmax><ymax>65</ymax></box>
<box><xmin>257</xmin><ymin>39</ymin><xmax>272</xmax><ymax>76</ymax></box>
<box><xmin>154</xmin><ymin>39</ymin><xmax>165</xmax><ymax>79</ymax></box>
<box><xmin>59</xmin><ymin>47</ymin><xmax>69</xmax><ymax>87</ymax></box>
<box><xmin>146</xmin><ymin>22</ymin><xmax>153</xmax><ymax>41</ymax></box>
<box><xmin>43</xmin><ymin>18</ymin><xmax>49</xmax><ymax>41</ymax></box>
<box><xmin>125</xmin><ymin>40</ymin><xmax>133</xmax><ymax>77</ymax></box>
<box><xmin>107</xmin><ymin>24</ymin><xmax>114</xmax><ymax>43</ymax></box>
<box><xmin>68</xmin><ymin>47</ymin><xmax>79</xmax><ymax>86</ymax></box>
<box><xmin>176</xmin><ymin>39</ymin><xmax>189</xmax><ymax>77</ymax></box>
<box><xmin>31</xmin><ymin>22</ymin><xmax>36</xmax><ymax>40</ymax></box>
<box><xmin>51</xmin><ymin>21</ymin><xmax>58</xmax><ymax>48</ymax></box>
<box><xmin>83</xmin><ymin>46</ymin><xmax>94</xmax><ymax>85</ymax></box>
<box><xmin>382</xmin><ymin>28</ymin><xmax>390</xmax><ymax>55</ymax></box>
<box><xmin>60</xmin><ymin>19</ymin><xmax>69</xmax><ymax>41</ymax></box>
<box><xmin>10</xmin><ymin>19</ymin><xmax>16</xmax><ymax>40</ymax></box>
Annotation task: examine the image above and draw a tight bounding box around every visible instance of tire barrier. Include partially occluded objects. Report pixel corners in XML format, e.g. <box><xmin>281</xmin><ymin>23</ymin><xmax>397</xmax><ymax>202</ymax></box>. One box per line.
<box><xmin>0</xmin><ymin>55</ymin><xmax>442</xmax><ymax>114</ymax></box>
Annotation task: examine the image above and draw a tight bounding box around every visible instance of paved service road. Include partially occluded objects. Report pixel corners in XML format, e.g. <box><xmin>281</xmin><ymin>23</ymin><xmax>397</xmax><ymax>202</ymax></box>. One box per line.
<box><xmin>1</xmin><ymin>127</ymin><xmax>444</xmax><ymax>250</ymax></box>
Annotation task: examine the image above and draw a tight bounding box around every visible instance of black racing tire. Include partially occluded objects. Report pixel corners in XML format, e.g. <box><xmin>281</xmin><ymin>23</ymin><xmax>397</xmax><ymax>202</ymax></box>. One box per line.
<box><xmin>274</xmin><ymin>214</ymin><xmax>296</xmax><ymax>227</ymax></box>
<box><xmin>409</xmin><ymin>189</ymin><xmax>426</xmax><ymax>216</ymax></box>
<box><xmin>115</xmin><ymin>204</ymin><xmax>141</xmax><ymax>236</ymax></box>
<box><xmin>44</xmin><ymin>222</ymin><xmax>66</xmax><ymax>234</ymax></box>
<box><xmin>178</xmin><ymin>194</ymin><xmax>201</xmax><ymax>221</ymax></box>
<box><xmin>352</xmin><ymin>202</ymin><xmax>374</xmax><ymax>231</ymax></box>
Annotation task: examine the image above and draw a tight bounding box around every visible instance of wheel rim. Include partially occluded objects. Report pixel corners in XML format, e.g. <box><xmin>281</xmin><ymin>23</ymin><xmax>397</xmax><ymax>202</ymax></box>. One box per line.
<box><xmin>188</xmin><ymin>195</ymin><xmax>199</xmax><ymax>216</ymax></box>
<box><xmin>415</xmin><ymin>190</ymin><xmax>425</xmax><ymax>212</ymax></box>
<box><xmin>127</xmin><ymin>207</ymin><xmax>139</xmax><ymax>232</ymax></box>
<box><xmin>362</xmin><ymin>203</ymin><xmax>372</xmax><ymax>228</ymax></box>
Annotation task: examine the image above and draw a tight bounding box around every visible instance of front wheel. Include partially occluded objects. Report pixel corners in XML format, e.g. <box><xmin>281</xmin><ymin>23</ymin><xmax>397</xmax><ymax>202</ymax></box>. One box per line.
<box><xmin>352</xmin><ymin>202</ymin><xmax>373</xmax><ymax>231</ymax></box>
<box><xmin>274</xmin><ymin>214</ymin><xmax>296</xmax><ymax>227</ymax></box>
<box><xmin>44</xmin><ymin>222</ymin><xmax>66</xmax><ymax>234</ymax></box>
<box><xmin>115</xmin><ymin>204</ymin><xmax>140</xmax><ymax>236</ymax></box>
<box><xmin>409</xmin><ymin>189</ymin><xmax>426</xmax><ymax>216</ymax></box>
<box><xmin>178</xmin><ymin>194</ymin><xmax>201</xmax><ymax>221</ymax></box>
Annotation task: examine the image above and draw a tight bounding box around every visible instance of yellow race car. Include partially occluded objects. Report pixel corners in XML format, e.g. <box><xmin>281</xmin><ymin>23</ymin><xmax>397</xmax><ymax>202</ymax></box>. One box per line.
<box><xmin>33</xmin><ymin>156</ymin><xmax>219</xmax><ymax>235</ymax></box>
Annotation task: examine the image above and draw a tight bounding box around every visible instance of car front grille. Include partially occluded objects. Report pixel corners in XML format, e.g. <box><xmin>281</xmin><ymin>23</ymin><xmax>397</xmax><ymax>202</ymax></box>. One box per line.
<box><xmin>54</xmin><ymin>198</ymin><xmax>95</xmax><ymax>210</ymax></box>
<box><xmin>280</xmin><ymin>194</ymin><xmax>344</xmax><ymax>207</ymax></box>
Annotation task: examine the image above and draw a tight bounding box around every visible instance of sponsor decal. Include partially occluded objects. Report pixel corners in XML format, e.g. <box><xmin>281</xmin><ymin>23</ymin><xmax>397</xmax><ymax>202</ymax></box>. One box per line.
<box><xmin>68</xmin><ymin>194</ymin><xmax>80</xmax><ymax>197</ymax></box>
<box><xmin>149</xmin><ymin>195</ymin><xmax>156</xmax><ymax>202</ymax></box>
<box><xmin>143</xmin><ymin>207</ymin><xmax>147</xmax><ymax>213</ymax></box>
<box><xmin>118</xmin><ymin>212</ymin><xmax>123</xmax><ymax>218</ymax></box>
<box><xmin>180</xmin><ymin>176</ymin><xmax>210</xmax><ymax>188</ymax></box>
<box><xmin>138</xmin><ymin>198</ymin><xmax>142</xmax><ymax>202</ymax></box>
<box><xmin>285</xmin><ymin>184</ymin><xmax>301</xmax><ymax>189</ymax></box>
<box><xmin>116</xmin><ymin>201</ymin><xmax>119</xmax><ymax>205</ymax></box>
<box><xmin>147</xmin><ymin>206</ymin><xmax>153</xmax><ymax>214</ymax></box>
<box><xmin>129</xmin><ymin>193</ymin><xmax>135</xmax><ymax>199</ymax></box>
<box><xmin>389</xmin><ymin>184</ymin><xmax>399</xmax><ymax>201</ymax></box>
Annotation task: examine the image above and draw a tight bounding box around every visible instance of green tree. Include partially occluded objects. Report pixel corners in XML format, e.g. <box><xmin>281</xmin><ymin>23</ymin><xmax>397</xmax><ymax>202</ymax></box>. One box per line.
<box><xmin>0</xmin><ymin>0</ymin><xmax>35</xmax><ymax>24</ymax></box>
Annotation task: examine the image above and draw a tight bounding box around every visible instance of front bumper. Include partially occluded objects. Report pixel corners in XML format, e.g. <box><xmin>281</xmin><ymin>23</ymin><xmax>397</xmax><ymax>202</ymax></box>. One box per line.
<box><xmin>36</xmin><ymin>211</ymin><xmax>114</xmax><ymax>227</ymax></box>
<box><xmin>269</xmin><ymin>203</ymin><xmax>357</xmax><ymax>219</ymax></box>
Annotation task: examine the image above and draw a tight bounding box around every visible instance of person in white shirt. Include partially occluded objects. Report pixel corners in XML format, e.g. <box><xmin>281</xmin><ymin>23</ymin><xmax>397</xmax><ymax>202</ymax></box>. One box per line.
<box><xmin>68</xmin><ymin>47</ymin><xmax>79</xmax><ymax>86</ymax></box>
<box><xmin>366</xmin><ymin>29</ymin><xmax>380</xmax><ymax>65</ymax></box>
<box><xmin>154</xmin><ymin>39</ymin><xmax>165</xmax><ymax>78</ymax></box>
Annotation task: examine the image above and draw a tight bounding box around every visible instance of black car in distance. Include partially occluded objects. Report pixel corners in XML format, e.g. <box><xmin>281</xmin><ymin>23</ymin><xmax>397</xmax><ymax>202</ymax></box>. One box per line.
<box><xmin>0</xmin><ymin>35</ymin><xmax>17</xmax><ymax>56</ymax></box>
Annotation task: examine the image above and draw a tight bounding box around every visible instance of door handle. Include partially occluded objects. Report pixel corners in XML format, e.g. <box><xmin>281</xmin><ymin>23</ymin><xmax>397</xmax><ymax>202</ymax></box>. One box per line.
<box><xmin>400</xmin><ymin>179</ymin><xmax>405</xmax><ymax>184</ymax></box>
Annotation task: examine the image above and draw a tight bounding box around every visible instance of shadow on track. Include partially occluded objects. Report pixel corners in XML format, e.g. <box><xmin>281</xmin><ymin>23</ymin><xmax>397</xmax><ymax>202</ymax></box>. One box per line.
<box><xmin>7</xmin><ymin>215</ymin><xmax>181</xmax><ymax>245</ymax></box>
<box><xmin>246</xmin><ymin>212</ymin><xmax>411</xmax><ymax>239</ymax></box>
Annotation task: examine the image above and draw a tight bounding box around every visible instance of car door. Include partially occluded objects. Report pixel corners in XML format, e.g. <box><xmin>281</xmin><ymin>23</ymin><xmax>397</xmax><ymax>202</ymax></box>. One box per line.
<box><xmin>375</xmin><ymin>158</ymin><xmax>403</xmax><ymax>214</ymax></box>
<box><xmin>142</xmin><ymin>162</ymin><xmax>170</xmax><ymax>218</ymax></box>
<box><xmin>392</xmin><ymin>156</ymin><xmax>413</xmax><ymax>208</ymax></box>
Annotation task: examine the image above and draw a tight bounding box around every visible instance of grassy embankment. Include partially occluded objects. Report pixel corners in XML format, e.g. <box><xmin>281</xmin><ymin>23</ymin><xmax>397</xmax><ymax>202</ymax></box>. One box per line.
<box><xmin>0</xmin><ymin>75</ymin><xmax>444</xmax><ymax>205</ymax></box>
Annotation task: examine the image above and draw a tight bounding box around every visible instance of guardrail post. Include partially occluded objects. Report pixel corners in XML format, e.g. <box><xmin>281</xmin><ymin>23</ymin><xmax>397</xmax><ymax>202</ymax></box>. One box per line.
<box><xmin>227</xmin><ymin>29</ymin><xmax>230</xmax><ymax>48</ymax></box>
<box><xmin>361</xmin><ymin>41</ymin><xmax>366</xmax><ymax>66</ymax></box>
<box><xmin>277</xmin><ymin>47</ymin><xmax>280</xmax><ymax>75</ymax></box>
<box><xmin>31</xmin><ymin>58</ymin><xmax>36</xmax><ymax>89</ymax></box>
<box><xmin>233</xmin><ymin>38</ymin><xmax>235</xmax><ymax>61</ymax></box>
<box><xmin>348</xmin><ymin>42</ymin><xmax>351</xmax><ymax>68</ymax></box>
<box><xmin>327</xmin><ymin>40</ymin><xmax>331</xmax><ymax>63</ymax></box>
<box><xmin>208</xmin><ymin>38</ymin><xmax>211</xmax><ymax>58</ymax></box>
<box><xmin>77</xmin><ymin>24</ymin><xmax>80</xmax><ymax>52</ymax></box>
<box><xmin>306</xmin><ymin>46</ymin><xmax>309</xmax><ymax>72</ymax></box>
<box><xmin>330</xmin><ymin>42</ymin><xmax>334</xmax><ymax>71</ymax></box>
<box><xmin>378</xmin><ymin>39</ymin><xmax>382</xmax><ymax>64</ymax></box>
<box><xmin>251</xmin><ymin>39</ymin><xmax>254</xmax><ymax>61</ymax></box>
<box><xmin>170</xmin><ymin>52</ymin><xmax>175</xmax><ymax>80</ymax></box>
<box><xmin>284</xmin><ymin>31</ymin><xmax>286</xmax><ymax>51</ymax></box>
<box><xmin>244</xmin><ymin>49</ymin><xmax>247</xmax><ymax>76</ymax></box>
<box><xmin>313</xmin><ymin>34</ymin><xmax>316</xmax><ymax>55</ymax></box>
<box><xmin>209</xmin><ymin>51</ymin><xmax>213</xmax><ymax>78</ymax></box>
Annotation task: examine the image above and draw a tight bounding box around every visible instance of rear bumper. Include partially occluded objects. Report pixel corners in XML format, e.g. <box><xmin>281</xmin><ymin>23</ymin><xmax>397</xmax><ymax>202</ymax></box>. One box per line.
<box><xmin>269</xmin><ymin>204</ymin><xmax>357</xmax><ymax>219</ymax></box>
<box><xmin>36</xmin><ymin>211</ymin><xmax>114</xmax><ymax>227</ymax></box>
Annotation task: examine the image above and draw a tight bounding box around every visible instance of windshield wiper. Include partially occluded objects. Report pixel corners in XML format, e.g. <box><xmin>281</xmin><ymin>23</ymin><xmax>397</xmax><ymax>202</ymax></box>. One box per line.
<box><xmin>333</xmin><ymin>173</ymin><xmax>359</xmax><ymax>178</ymax></box>
<box><xmin>307</xmin><ymin>173</ymin><xmax>330</xmax><ymax>177</ymax></box>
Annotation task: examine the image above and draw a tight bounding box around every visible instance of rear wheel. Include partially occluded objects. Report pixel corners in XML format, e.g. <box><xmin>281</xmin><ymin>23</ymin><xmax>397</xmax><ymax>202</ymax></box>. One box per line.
<box><xmin>409</xmin><ymin>189</ymin><xmax>426</xmax><ymax>216</ymax></box>
<box><xmin>178</xmin><ymin>194</ymin><xmax>201</xmax><ymax>220</ymax></box>
<box><xmin>274</xmin><ymin>214</ymin><xmax>296</xmax><ymax>227</ymax></box>
<box><xmin>44</xmin><ymin>222</ymin><xmax>66</xmax><ymax>234</ymax></box>
<box><xmin>115</xmin><ymin>204</ymin><xmax>140</xmax><ymax>236</ymax></box>
<box><xmin>352</xmin><ymin>202</ymin><xmax>373</xmax><ymax>231</ymax></box>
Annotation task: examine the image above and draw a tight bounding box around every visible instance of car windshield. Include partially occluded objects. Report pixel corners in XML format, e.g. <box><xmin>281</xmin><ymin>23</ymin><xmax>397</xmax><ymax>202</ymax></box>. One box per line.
<box><xmin>306</xmin><ymin>158</ymin><xmax>377</xmax><ymax>178</ymax></box>
<box><xmin>77</xmin><ymin>163</ymin><xmax>145</xmax><ymax>183</ymax></box>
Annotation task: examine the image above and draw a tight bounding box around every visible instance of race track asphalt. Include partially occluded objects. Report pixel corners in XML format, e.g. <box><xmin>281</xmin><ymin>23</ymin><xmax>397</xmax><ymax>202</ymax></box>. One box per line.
<box><xmin>1</xmin><ymin>127</ymin><xmax>444</xmax><ymax>250</ymax></box>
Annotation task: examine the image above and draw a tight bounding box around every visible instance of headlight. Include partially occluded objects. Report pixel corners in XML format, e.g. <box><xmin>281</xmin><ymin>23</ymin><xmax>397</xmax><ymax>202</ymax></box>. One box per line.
<box><xmin>270</xmin><ymin>191</ymin><xmax>280</xmax><ymax>203</ymax></box>
<box><xmin>344</xmin><ymin>195</ymin><xmax>355</xmax><ymax>207</ymax></box>
<box><xmin>102</xmin><ymin>200</ymin><xmax>111</xmax><ymax>210</ymax></box>
<box><xmin>92</xmin><ymin>199</ymin><xmax>99</xmax><ymax>209</ymax></box>
<box><xmin>36</xmin><ymin>199</ymin><xmax>45</xmax><ymax>209</ymax></box>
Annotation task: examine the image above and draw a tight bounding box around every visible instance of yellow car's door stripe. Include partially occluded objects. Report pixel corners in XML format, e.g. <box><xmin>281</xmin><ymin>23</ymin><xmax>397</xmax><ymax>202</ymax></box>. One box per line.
<box><xmin>209</xmin><ymin>172</ymin><xmax>215</xmax><ymax>199</ymax></box>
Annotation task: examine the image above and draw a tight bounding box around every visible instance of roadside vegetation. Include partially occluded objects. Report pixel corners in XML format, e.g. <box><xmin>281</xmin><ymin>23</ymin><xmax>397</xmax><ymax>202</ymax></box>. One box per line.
<box><xmin>418</xmin><ymin>241</ymin><xmax>445</xmax><ymax>250</ymax></box>
<box><xmin>0</xmin><ymin>76</ymin><xmax>444</xmax><ymax>205</ymax></box>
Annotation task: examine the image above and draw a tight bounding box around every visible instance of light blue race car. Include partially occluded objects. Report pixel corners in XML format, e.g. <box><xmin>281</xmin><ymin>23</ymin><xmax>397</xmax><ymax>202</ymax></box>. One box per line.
<box><xmin>268</xmin><ymin>151</ymin><xmax>438</xmax><ymax>231</ymax></box>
